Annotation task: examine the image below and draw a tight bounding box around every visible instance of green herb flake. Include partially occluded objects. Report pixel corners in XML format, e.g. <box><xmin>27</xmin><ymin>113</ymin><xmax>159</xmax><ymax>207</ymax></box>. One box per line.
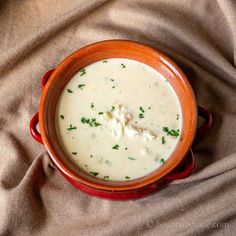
<box><xmin>139</xmin><ymin>107</ymin><xmax>145</xmax><ymax>113</ymax></box>
<box><xmin>125</xmin><ymin>147</ymin><xmax>128</xmax><ymax>150</ymax></box>
<box><xmin>163</xmin><ymin>127</ymin><xmax>169</xmax><ymax>132</ymax></box>
<box><xmin>98</xmin><ymin>112</ymin><xmax>103</xmax><ymax>115</ymax></box>
<box><xmin>163</xmin><ymin>127</ymin><xmax>180</xmax><ymax>137</ymax></box>
<box><xmin>78</xmin><ymin>84</ymin><xmax>86</xmax><ymax>90</ymax></box>
<box><xmin>103</xmin><ymin>176</ymin><xmax>109</xmax><ymax>179</ymax></box>
<box><xmin>72</xmin><ymin>152</ymin><xmax>77</xmax><ymax>155</ymax></box>
<box><xmin>111</xmin><ymin>106</ymin><xmax>115</xmax><ymax>111</ymax></box>
<box><xmin>160</xmin><ymin>158</ymin><xmax>165</xmax><ymax>163</ymax></box>
<box><xmin>79</xmin><ymin>68</ymin><xmax>86</xmax><ymax>76</ymax></box>
<box><xmin>67</xmin><ymin>89</ymin><xmax>73</xmax><ymax>93</ymax></box>
<box><xmin>112</xmin><ymin>86</ymin><xmax>115</xmax><ymax>89</ymax></box>
<box><xmin>139</xmin><ymin>113</ymin><xmax>144</xmax><ymax>119</ymax></box>
<box><xmin>60</xmin><ymin>115</ymin><xmax>64</xmax><ymax>120</ymax></box>
<box><xmin>168</xmin><ymin>129</ymin><xmax>180</xmax><ymax>137</ymax></box>
<box><xmin>102</xmin><ymin>60</ymin><xmax>108</xmax><ymax>63</ymax></box>
<box><xmin>138</xmin><ymin>106</ymin><xmax>145</xmax><ymax>119</ymax></box>
<box><xmin>80</xmin><ymin>117</ymin><xmax>101</xmax><ymax>127</ymax></box>
<box><xmin>176</xmin><ymin>114</ymin><xmax>179</xmax><ymax>120</ymax></box>
<box><xmin>125</xmin><ymin>176</ymin><xmax>130</xmax><ymax>179</ymax></box>
<box><xmin>162</xmin><ymin>136</ymin><xmax>166</xmax><ymax>144</ymax></box>
<box><xmin>128</xmin><ymin>157</ymin><xmax>136</xmax><ymax>160</ymax></box>
<box><xmin>90</xmin><ymin>155</ymin><xmax>93</xmax><ymax>158</ymax></box>
<box><xmin>121</xmin><ymin>63</ymin><xmax>126</xmax><ymax>68</ymax></box>
<box><xmin>91</xmin><ymin>102</ymin><xmax>94</xmax><ymax>108</ymax></box>
<box><xmin>67</xmin><ymin>124</ymin><xmax>77</xmax><ymax>131</ymax></box>
<box><xmin>110</xmin><ymin>79</ymin><xmax>114</xmax><ymax>82</ymax></box>
<box><xmin>90</xmin><ymin>172</ymin><xmax>99</xmax><ymax>176</ymax></box>
<box><xmin>92</xmin><ymin>118</ymin><xmax>101</xmax><ymax>127</ymax></box>
<box><xmin>112</xmin><ymin>144</ymin><xmax>119</xmax><ymax>150</ymax></box>
<box><xmin>81</xmin><ymin>117</ymin><xmax>87</xmax><ymax>124</ymax></box>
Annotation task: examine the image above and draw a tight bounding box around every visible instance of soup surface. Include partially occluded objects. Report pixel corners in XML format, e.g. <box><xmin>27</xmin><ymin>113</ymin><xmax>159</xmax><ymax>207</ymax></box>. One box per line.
<box><xmin>56</xmin><ymin>58</ymin><xmax>182</xmax><ymax>181</ymax></box>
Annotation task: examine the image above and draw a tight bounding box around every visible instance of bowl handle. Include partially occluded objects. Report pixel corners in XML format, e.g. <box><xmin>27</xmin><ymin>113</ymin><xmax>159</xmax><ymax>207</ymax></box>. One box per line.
<box><xmin>165</xmin><ymin>149</ymin><xmax>194</xmax><ymax>181</ymax></box>
<box><xmin>30</xmin><ymin>113</ymin><xmax>43</xmax><ymax>144</ymax></box>
<box><xmin>196</xmin><ymin>106</ymin><xmax>212</xmax><ymax>140</ymax></box>
<box><xmin>164</xmin><ymin>107</ymin><xmax>211</xmax><ymax>181</ymax></box>
<box><xmin>41</xmin><ymin>69</ymin><xmax>54</xmax><ymax>89</ymax></box>
<box><xmin>30</xmin><ymin>70</ymin><xmax>54</xmax><ymax>144</ymax></box>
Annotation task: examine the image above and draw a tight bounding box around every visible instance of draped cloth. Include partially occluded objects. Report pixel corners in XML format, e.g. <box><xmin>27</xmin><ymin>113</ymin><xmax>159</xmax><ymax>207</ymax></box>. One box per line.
<box><xmin>0</xmin><ymin>0</ymin><xmax>235</xmax><ymax>235</ymax></box>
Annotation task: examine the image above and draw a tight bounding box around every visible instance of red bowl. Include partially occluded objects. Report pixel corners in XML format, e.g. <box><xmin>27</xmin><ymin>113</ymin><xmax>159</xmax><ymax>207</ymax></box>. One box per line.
<box><xmin>30</xmin><ymin>40</ymin><xmax>212</xmax><ymax>200</ymax></box>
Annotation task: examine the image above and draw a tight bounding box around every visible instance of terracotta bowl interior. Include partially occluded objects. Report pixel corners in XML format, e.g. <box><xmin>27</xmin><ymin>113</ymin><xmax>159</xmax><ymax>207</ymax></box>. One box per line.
<box><xmin>39</xmin><ymin>40</ymin><xmax>197</xmax><ymax>191</ymax></box>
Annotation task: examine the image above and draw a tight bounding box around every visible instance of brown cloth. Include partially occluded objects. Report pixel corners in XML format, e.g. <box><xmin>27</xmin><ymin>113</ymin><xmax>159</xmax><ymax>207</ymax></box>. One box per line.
<box><xmin>0</xmin><ymin>0</ymin><xmax>236</xmax><ymax>235</ymax></box>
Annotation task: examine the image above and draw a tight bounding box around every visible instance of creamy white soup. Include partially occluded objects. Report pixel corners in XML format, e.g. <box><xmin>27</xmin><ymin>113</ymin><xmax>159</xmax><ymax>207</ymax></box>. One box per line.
<box><xmin>56</xmin><ymin>58</ymin><xmax>182</xmax><ymax>181</ymax></box>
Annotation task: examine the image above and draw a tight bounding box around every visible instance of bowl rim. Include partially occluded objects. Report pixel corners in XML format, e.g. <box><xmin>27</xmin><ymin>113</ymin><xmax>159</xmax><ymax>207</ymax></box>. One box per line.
<box><xmin>39</xmin><ymin>39</ymin><xmax>197</xmax><ymax>191</ymax></box>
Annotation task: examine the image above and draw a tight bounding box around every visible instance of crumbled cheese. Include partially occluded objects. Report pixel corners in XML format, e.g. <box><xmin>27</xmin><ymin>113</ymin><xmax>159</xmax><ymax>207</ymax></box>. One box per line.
<box><xmin>105</xmin><ymin>104</ymin><xmax>157</xmax><ymax>141</ymax></box>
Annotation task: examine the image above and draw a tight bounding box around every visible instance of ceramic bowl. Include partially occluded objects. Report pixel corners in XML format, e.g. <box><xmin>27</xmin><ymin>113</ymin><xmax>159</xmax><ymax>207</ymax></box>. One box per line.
<box><xmin>30</xmin><ymin>40</ymin><xmax>212</xmax><ymax>200</ymax></box>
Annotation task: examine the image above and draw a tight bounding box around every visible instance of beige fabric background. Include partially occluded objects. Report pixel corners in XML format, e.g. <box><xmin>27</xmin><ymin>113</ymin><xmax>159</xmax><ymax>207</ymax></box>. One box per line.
<box><xmin>0</xmin><ymin>0</ymin><xmax>236</xmax><ymax>235</ymax></box>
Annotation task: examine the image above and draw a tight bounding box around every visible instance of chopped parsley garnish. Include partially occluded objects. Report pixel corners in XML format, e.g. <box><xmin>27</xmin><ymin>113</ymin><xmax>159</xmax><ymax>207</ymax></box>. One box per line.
<box><xmin>81</xmin><ymin>117</ymin><xmax>88</xmax><ymax>124</ymax></box>
<box><xmin>81</xmin><ymin>117</ymin><xmax>87</xmax><ymax>124</ymax></box>
<box><xmin>125</xmin><ymin>147</ymin><xmax>128</xmax><ymax>150</ymax></box>
<box><xmin>148</xmin><ymin>107</ymin><xmax>151</xmax><ymax>110</ymax></box>
<box><xmin>138</xmin><ymin>106</ymin><xmax>145</xmax><ymax>119</ymax></box>
<box><xmin>110</xmin><ymin>78</ymin><xmax>114</xmax><ymax>82</ymax></box>
<box><xmin>102</xmin><ymin>60</ymin><xmax>108</xmax><ymax>63</ymax></box>
<box><xmin>67</xmin><ymin>89</ymin><xmax>73</xmax><ymax>93</ymax></box>
<box><xmin>91</xmin><ymin>102</ymin><xmax>94</xmax><ymax>108</ymax></box>
<box><xmin>90</xmin><ymin>155</ymin><xmax>93</xmax><ymax>158</ymax></box>
<box><xmin>139</xmin><ymin>113</ymin><xmax>144</xmax><ymax>119</ymax></box>
<box><xmin>79</xmin><ymin>68</ymin><xmax>86</xmax><ymax>76</ymax></box>
<box><xmin>163</xmin><ymin>127</ymin><xmax>180</xmax><ymax>137</ymax></box>
<box><xmin>121</xmin><ymin>63</ymin><xmax>126</xmax><ymax>68</ymax></box>
<box><xmin>111</xmin><ymin>106</ymin><xmax>115</xmax><ymax>111</ymax></box>
<box><xmin>176</xmin><ymin>114</ymin><xmax>179</xmax><ymax>120</ymax></box>
<box><xmin>162</xmin><ymin>136</ymin><xmax>166</xmax><ymax>144</ymax></box>
<box><xmin>103</xmin><ymin>176</ymin><xmax>109</xmax><ymax>179</ymax></box>
<box><xmin>67</xmin><ymin>124</ymin><xmax>77</xmax><ymax>131</ymax></box>
<box><xmin>60</xmin><ymin>115</ymin><xmax>64</xmax><ymax>120</ymax></box>
<box><xmin>168</xmin><ymin>129</ymin><xmax>180</xmax><ymax>136</ymax></box>
<box><xmin>125</xmin><ymin>176</ymin><xmax>130</xmax><ymax>179</ymax></box>
<box><xmin>160</xmin><ymin>158</ymin><xmax>165</xmax><ymax>163</ymax></box>
<box><xmin>112</xmin><ymin>86</ymin><xmax>115</xmax><ymax>89</ymax></box>
<box><xmin>128</xmin><ymin>157</ymin><xmax>136</xmax><ymax>160</ymax></box>
<box><xmin>163</xmin><ymin>127</ymin><xmax>169</xmax><ymax>132</ymax></box>
<box><xmin>90</xmin><ymin>172</ymin><xmax>99</xmax><ymax>176</ymax></box>
<box><xmin>98</xmin><ymin>112</ymin><xmax>103</xmax><ymax>115</ymax></box>
<box><xmin>72</xmin><ymin>152</ymin><xmax>77</xmax><ymax>155</ymax></box>
<box><xmin>139</xmin><ymin>107</ymin><xmax>145</xmax><ymax>113</ymax></box>
<box><xmin>78</xmin><ymin>84</ymin><xmax>86</xmax><ymax>90</ymax></box>
<box><xmin>81</xmin><ymin>117</ymin><xmax>101</xmax><ymax>127</ymax></box>
<box><xmin>112</xmin><ymin>144</ymin><xmax>119</xmax><ymax>150</ymax></box>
